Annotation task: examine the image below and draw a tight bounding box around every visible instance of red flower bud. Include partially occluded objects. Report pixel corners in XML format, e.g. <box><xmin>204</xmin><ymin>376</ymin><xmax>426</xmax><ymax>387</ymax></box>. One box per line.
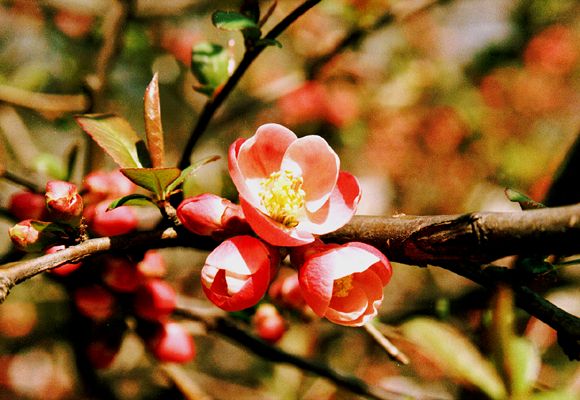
<box><xmin>45</xmin><ymin>245</ymin><xmax>82</xmax><ymax>276</ymax></box>
<box><xmin>177</xmin><ymin>193</ymin><xmax>249</xmax><ymax>237</ymax></box>
<box><xmin>269</xmin><ymin>268</ymin><xmax>308</xmax><ymax>312</ymax></box>
<box><xmin>45</xmin><ymin>180</ymin><xmax>83</xmax><ymax>223</ymax></box>
<box><xmin>74</xmin><ymin>285</ymin><xmax>115</xmax><ymax>321</ymax></box>
<box><xmin>253</xmin><ymin>304</ymin><xmax>287</xmax><ymax>343</ymax></box>
<box><xmin>201</xmin><ymin>235</ymin><xmax>272</xmax><ymax>312</ymax></box>
<box><xmin>147</xmin><ymin>321</ymin><xmax>196</xmax><ymax>364</ymax></box>
<box><xmin>8</xmin><ymin>191</ymin><xmax>47</xmax><ymax>221</ymax></box>
<box><xmin>134</xmin><ymin>279</ymin><xmax>176</xmax><ymax>321</ymax></box>
<box><xmin>9</xmin><ymin>219</ymin><xmax>56</xmax><ymax>252</ymax></box>
<box><xmin>87</xmin><ymin>201</ymin><xmax>138</xmax><ymax>237</ymax></box>
<box><xmin>102</xmin><ymin>256</ymin><xmax>142</xmax><ymax>292</ymax></box>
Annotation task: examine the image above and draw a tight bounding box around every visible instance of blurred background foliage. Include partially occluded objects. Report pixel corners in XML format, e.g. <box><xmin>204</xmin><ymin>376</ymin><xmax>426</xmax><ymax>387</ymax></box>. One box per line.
<box><xmin>0</xmin><ymin>0</ymin><xmax>578</xmax><ymax>399</ymax></box>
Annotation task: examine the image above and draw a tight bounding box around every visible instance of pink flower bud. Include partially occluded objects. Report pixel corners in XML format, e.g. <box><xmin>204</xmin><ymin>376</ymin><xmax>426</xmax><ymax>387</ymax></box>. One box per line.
<box><xmin>134</xmin><ymin>279</ymin><xmax>176</xmax><ymax>321</ymax></box>
<box><xmin>201</xmin><ymin>236</ymin><xmax>272</xmax><ymax>312</ymax></box>
<box><xmin>74</xmin><ymin>285</ymin><xmax>115</xmax><ymax>321</ymax></box>
<box><xmin>147</xmin><ymin>321</ymin><xmax>196</xmax><ymax>364</ymax></box>
<box><xmin>9</xmin><ymin>219</ymin><xmax>55</xmax><ymax>252</ymax></box>
<box><xmin>45</xmin><ymin>245</ymin><xmax>82</xmax><ymax>276</ymax></box>
<box><xmin>45</xmin><ymin>180</ymin><xmax>83</xmax><ymax>223</ymax></box>
<box><xmin>8</xmin><ymin>191</ymin><xmax>47</xmax><ymax>221</ymax></box>
<box><xmin>87</xmin><ymin>201</ymin><xmax>138</xmax><ymax>237</ymax></box>
<box><xmin>102</xmin><ymin>256</ymin><xmax>142</xmax><ymax>292</ymax></box>
<box><xmin>177</xmin><ymin>193</ymin><xmax>249</xmax><ymax>237</ymax></box>
<box><xmin>298</xmin><ymin>242</ymin><xmax>392</xmax><ymax>326</ymax></box>
<box><xmin>253</xmin><ymin>304</ymin><xmax>287</xmax><ymax>343</ymax></box>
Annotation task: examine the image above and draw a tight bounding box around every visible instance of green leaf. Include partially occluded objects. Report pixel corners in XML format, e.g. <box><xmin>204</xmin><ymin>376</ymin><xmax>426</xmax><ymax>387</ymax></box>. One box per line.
<box><xmin>107</xmin><ymin>194</ymin><xmax>157</xmax><ymax>210</ymax></box>
<box><xmin>191</xmin><ymin>42</ymin><xmax>230</xmax><ymax>97</ymax></box>
<box><xmin>121</xmin><ymin>168</ymin><xmax>181</xmax><ymax>199</ymax></box>
<box><xmin>75</xmin><ymin>114</ymin><xmax>144</xmax><ymax>168</ymax></box>
<box><xmin>144</xmin><ymin>73</ymin><xmax>164</xmax><ymax>168</ymax></box>
<box><xmin>212</xmin><ymin>11</ymin><xmax>259</xmax><ymax>31</ymax></box>
<box><xmin>165</xmin><ymin>155</ymin><xmax>221</xmax><ymax>195</ymax></box>
<box><xmin>506</xmin><ymin>337</ymin><xmax>540</xmax><ymax>396</ymax></box>
<box><xmin>255</xmin><ymin>38</ymin><xmax>282</xmax><ymax>48</ymax></box>
<box><xmin>505</xmin><ymin>188</ymin><xmax>545</xmax><ymax>210</ymax></box>
<box><xmin>401</xmin><ymin>317</ymin><xmax>507</xmax><ymax>400</ymax></box>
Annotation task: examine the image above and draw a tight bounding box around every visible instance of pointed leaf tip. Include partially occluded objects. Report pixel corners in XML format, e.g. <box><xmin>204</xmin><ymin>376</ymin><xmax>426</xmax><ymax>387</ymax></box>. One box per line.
<box><xmin>144</xmin><ymin>73</ymin><xmax>165</xmax><ymax>168</ymax></box>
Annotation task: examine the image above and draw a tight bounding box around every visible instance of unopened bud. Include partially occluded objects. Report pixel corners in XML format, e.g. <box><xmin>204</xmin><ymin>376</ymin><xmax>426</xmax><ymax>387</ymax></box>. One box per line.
<box><xmin>45</xmin><ymin>180</ymin><xmax>83</xmax><ymax>223</ymax></box>
<box><xmin>9</xmin><ymin>219</ymin><xmax>56</xmax><ymax>252</ymax></box>
<box><xmin>177</xmin><ymin>193</ymin><xmax>249</xmax><ymax>237</ymax></box>
<box><xmin>253</xmin><ymin>304</ymin><xmax>287</xmax><ymax>344</ymax></box>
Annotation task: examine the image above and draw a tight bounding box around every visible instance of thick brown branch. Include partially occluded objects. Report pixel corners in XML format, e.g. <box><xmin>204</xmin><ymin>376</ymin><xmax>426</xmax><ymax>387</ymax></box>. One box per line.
<box><xmin>322</xmin><ymin>203</ymin><xmax>580</xmax><ymax>266</ymax></box>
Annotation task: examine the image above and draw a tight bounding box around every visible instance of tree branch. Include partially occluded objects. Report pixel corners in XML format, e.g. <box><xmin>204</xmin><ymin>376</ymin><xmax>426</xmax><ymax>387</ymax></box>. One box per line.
<box><xmin>178</xmin><ymin>0</ymin><xmax>323</xmax><ymax>169</ymax></box>
<box><xmin>173</xmin><ymin>303</ymin><xmax>405</xmax><ymax>400</ymax></box>
<box><xmin>323</xmin><ymin>204</ymin><xmax>580</xmax><ymax>266</ymax></box>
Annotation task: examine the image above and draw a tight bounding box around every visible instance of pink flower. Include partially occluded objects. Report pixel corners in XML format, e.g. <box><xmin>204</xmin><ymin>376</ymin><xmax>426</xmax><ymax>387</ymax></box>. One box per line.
<box><xmin>228</xmin><ymin>124</ymin><xmax>361</xmax><ymax>246</ymax></box>
<box><xmin>201</xmin><ymin>236</ymin><xmax>276</xmax><ymax>311</ymax></box>
<box><xmin>177</xmin><ymin>193</ymin><xmax>249</xmax><ymax>237</ymax></box>
<box><xmin>298</xmin><ymin>242</ymin><xmax>392</xmax><ymax>326</ymax></box>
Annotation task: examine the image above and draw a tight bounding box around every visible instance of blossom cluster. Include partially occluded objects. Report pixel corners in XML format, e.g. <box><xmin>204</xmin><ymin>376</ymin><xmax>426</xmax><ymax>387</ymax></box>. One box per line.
<box><xmin>178</xmin><ymin>124</ymin><xmax>392</xmax><ymax>328</ymax></box>
<box><xmin>8</xmin><ymin>171</ymin><xmax>194</xmax><ymax>367</ymax></box>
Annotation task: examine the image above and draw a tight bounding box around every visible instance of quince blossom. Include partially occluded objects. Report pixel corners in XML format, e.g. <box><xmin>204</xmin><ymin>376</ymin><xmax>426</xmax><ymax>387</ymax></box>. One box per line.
<box><xmin>201</xmin><ymin>235</ymin><xmax>278</xmax><ymax>311</ymax></box>
<box><xmin>297</xmin><ymin>242</ymin><xmax>392</xmax><ymax>326</ymax></box>
<box><xmin>228</xmin><ymin>123</ymin><xmax>361</xmax><ymax>246</ymax></box>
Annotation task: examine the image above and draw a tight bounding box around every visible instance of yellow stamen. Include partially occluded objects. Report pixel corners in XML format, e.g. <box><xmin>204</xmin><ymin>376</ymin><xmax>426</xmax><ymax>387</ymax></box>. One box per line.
<box><xmin>333</xmin><ymin>275</ymin><xmax>354</xmax><ymax>298</ymax></box>
<box><xmin>259</xmin><ymin>170</ymin><xmax>305</xmax><ymax>227</ymax></box>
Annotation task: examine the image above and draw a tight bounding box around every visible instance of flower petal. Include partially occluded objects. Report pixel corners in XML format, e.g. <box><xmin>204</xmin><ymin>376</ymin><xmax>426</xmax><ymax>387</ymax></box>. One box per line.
<box><xmin>298</xmin><ymin>254</ymin><xmax>335</xmax><ymax>317</ymax></box>
<box><xmin>205</xmin><ymin>236</ymin><xmax>270</xmax><ymax>275</ymax></box>
<box><xmin>237</xmin><ymin>124</ymin><xmax>296</xmax><ymax>180</ymax></box>
<box><xmin>281</xmin><ymin>135</ymin><xmax>339</xmax><ymax>212</ymax></box>
<box><xmin>346</xmin><ymin>242</ymin><xmax>392</xmax><ymax>285</ymax></box>
<box><xmin>240</xmin><ymin>197</ymin><xmax>314</xmax><ymax>247</ymax></box>
<box><xmin>299</xmin><ymin>171</ymin><xmax>361</xmax><ymax>234</ymax></box>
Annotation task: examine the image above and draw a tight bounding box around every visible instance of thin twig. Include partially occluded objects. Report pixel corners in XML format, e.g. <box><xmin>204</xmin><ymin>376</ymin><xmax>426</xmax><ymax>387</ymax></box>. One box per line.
<box><xmin>178</xmin><ymin>0</ymin><xmax>323</xmax><ymax>169</ymax></box>
<box><xmin>364</xmin><ymin>322</ymin><xmax>410</xmax><ymax>365</ymax></box>
<box><xmin>0</xmin><ymin>85</ymin><xmax>88</xmax><ymax>114</ymax></box>
<box><xmin>174</xmin><ymin>304</ymin><xmax>402</xmax><ymax>400</ymax></box>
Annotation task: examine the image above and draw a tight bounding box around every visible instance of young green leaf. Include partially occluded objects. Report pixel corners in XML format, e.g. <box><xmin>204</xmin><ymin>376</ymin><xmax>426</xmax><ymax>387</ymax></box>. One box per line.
<box><xmin>144</xmin><ymin>73</ymin><xmax>164</xmax><ymax>168</ymax></box>
<box><xmin>505</xmin><ymin>188</ymin><xmax>545</xmax><ymax>210</ymax></box>
<box><xmin>401</xmin><ymin>317</ymin><xmax>507</xmax><ymax>400</ymax></box>
<box><xmin>75</xmin><ymin>114</ymin><xmax>144</xmax><ymax>168</ymax></box>
<box><xmin>212</xmin><ymin>11</ymin><xmax>259</xmax><ymax>31</ymax></box>
<box><xmin>165</xmin><ymin>155</ymin><xmax>221</xmax><ymax>195</ymax></box>
<box><xmin>121</xmin><ymin>168</ymin><xmax>181</xmax><ymax>199</ymax></box>
<box><xmin>191</xmin><ymin>42</ymin><xmax>230</xmax><ymax>97</ymax></box>
<box><xmin>107</xmin><ymin>194</ymin><xmax>157</xmax><ymax>210</ymax></box>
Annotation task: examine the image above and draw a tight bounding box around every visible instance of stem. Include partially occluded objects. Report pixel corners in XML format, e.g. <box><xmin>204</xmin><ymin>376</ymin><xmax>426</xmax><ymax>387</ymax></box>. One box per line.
<box><xmin>178</xmin><ymin>0</ymin><xmax>322</xmax><ymax>169</ymax></box>
<box><xmin>174</xmin><ymin>304</ymin><xmax>404</xmax><ymax>400</ymax></box>
<box><xmin>364</xmin><ymin>322</ymin><xmax>409</xmax><ymax>365</ymax></box>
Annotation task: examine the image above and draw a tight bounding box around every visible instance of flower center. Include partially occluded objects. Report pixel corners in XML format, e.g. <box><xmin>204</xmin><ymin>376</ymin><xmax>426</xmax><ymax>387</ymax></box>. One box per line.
<box><xmin>332</xmin><ymin>275</ymin><xmax>354</xmax><ymax>298</ymax></box>
<box><xmin>259</xmin><ymin>170</ymin><xmax>305</xmax><ymax>227</ymax></box>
